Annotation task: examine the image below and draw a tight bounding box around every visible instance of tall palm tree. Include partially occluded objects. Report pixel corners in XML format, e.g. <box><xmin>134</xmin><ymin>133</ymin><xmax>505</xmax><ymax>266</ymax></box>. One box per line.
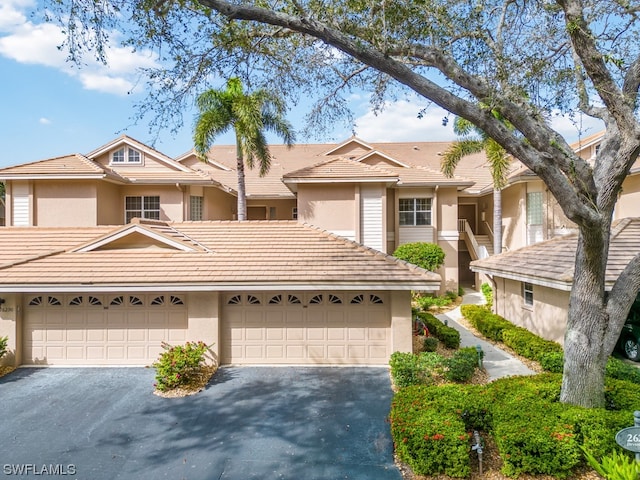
<box><xmin>194</xmin><ymin>77</ymin><xmax>295</xmax><ymax>221</ymax></box>
<box><xmin>441</xmin><ymin>115</ymin><xmax>511</xmax><ymax>256</ymax></box>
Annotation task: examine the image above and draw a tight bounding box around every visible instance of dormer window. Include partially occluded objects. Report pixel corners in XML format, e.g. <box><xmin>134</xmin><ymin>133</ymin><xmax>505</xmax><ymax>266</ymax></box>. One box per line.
<box><xmin>112</xmin><ymin>147</ymin><xmax>142</xmax><ymax>164</ymax></box>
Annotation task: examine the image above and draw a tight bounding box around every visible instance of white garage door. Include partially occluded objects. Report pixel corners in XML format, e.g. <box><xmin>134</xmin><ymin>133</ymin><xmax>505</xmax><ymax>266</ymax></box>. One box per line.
<box><xmin>23</xmin><ymin>293</ymin><xmax>188</xmax><ymax>365</ymax></box>
<box><xmin>221</xmin><ymin>292</ymin><xmax>391</xmax><ymax>365</ymax></box>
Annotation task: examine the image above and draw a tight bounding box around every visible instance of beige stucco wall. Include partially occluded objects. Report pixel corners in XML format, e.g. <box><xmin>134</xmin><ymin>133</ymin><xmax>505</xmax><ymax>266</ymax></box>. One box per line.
<box><xmin>495</xmin><ymin>277</ymin><xmax>569</xmax><ymax>344</ymax></box>
<box><xmin>501</xmin><ymin>183</ymin><xmax>526</xmax><ymax>251</ymax></box>
<box><xmin>616</xmin><ymin>174</ymin><xmax>640</xmax><ymax>219</ymax></box>
<box><xmin>386</xmin><ymin>188</ymin><xmax>396</xmax><ymax>253</ymax></box>
<box><xmin>186</xmin><ymin>292</ymin><xmax>221</xmax><ymax>365</ymax></box>
<box><xmin>32</xmin><ymin>181</ymin><xmax>97</xmax><ymax>227</ymax></box>
<box><xmin>202</xmin><ymin>186</ymin><xmax>236</xmax><ymax>220</ymax></box>
<box><xmin>436</xmin><ymin>187</ymin><xmax>459</xmax><ymax>294</ymax></box>
<box><xmin>246</xmin><ymin>199</ymin><xmax>298</xmax><ymax>220</ymax></box>
<box><xmin>96</xmin><ymin>182</ymin><xmax>122</xmax><ymax>225</ymax></box>
<box><xmin>0</xmin><ymin>293</ymin><xmax>20</xmax><ymax>366</ymax></box>
<box><xmin>297</xmin><ymin>184</ymin><xmax>356</xmax><ymax>238</ymax></box>
<box><xmin>390</xmin><ymin>290</ymin><xmax>413</xmax><ymax>354</ymax></box>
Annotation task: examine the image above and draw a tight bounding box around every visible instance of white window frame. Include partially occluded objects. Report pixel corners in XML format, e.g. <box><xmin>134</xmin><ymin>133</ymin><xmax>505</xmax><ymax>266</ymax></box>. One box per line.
<box><xmin>399</xmin><ymin>198</ymin><xmax>432</xmax><ymax>226</ymax></box>
<box><xmin>522</xmin><ymin>282</ymin><xmax>534</xmax><ymax>307</ymax></box>
<box><xmin>111</xmin><ymin>147</ymin><xmax>142</xmax><ymax>165</ymax></box>
<box><xmin>125</xmin><ymin>195</ymin><xmax>160</xmax><ymax>223</ymax></box>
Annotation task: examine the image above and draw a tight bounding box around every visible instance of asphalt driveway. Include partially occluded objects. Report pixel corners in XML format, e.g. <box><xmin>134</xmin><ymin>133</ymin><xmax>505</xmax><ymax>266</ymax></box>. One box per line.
<box><xmin>0</xmin><ymin>366</ymin><xmax>402</xmax><ymax>479</ymax></box>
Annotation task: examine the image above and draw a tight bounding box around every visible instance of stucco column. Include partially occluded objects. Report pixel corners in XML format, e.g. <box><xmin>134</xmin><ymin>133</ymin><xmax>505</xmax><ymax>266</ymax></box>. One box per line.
<box><xmin>0</xmin><ymin>294</ymin><xmax>20</xmax><ymax>366</ymax></box>
<box><xmin>390</xmin><ymin>290</ymin><xmax>412</xmax><ymax>354</ymax></box>
<box><xmin>186</xmin><ymin>292</ymin><xmax>221</xmax><ymax>365</ymax></box>
<box><xmin>436</xmin><ymin>187</ymin><xmax>459</xmax><ymax>294</ymax></box>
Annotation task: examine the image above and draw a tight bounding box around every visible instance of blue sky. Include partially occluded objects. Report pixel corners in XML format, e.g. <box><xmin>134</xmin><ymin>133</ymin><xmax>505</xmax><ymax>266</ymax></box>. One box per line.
<box><xmin>0</xmin><ymin>1</ymin><xmax>603</xmax><ymax>169</ymax></box>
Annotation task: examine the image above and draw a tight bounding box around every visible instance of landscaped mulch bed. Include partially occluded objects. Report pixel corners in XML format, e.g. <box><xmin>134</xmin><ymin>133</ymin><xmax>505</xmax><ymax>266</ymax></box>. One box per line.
<box><xmin>153</xmin><ymin>364</ymin><xmax>218</xmax><ymax>398</ymax></box>
<box><xmin>0</xmin><ymin>365</ymin><xmax>16</xmax><ymax>378</ymax></box>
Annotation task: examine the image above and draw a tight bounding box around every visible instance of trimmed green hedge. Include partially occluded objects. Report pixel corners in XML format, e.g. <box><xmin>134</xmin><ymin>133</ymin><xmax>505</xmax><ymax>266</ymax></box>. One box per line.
<box><xmin>390</xmin><ymin>373</ymin><xmax>639</xmax><ymax>478</ymax></box>
<box><xmin>460</xmin><ymin>305</ymin><xmax>640</xmax><ymax>387</ymax></box>
<box><xmin>416</xmin><ymin>311</ymin><xmax>460</xmax><ymax>349</ymax></box>
<box><xmin>460</xmin><ymin>304</ymin><xmax>563</xmax><ymax>361</ymax></box>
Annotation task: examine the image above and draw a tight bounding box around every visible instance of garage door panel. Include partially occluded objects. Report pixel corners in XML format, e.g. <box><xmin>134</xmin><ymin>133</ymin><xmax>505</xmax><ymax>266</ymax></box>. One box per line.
<box><xmin>126</xmin><ymin>346</ymin><xmax>146</xmax><ymax>360</ymax></box>
<box><xmin>24</xmin><ymin>294</ymin><xmax>188</xmax><ymax>365</ymax></box>
<box><xmin>128</xmin><ymin>329</ymin><xmax>146</xmax><ymax>341</ymax></box>
<box><xmin>266</xmin><ymin>345</ymin><xmax>285</xmax><ymax>358</ymax></box>
<box><xmin>46</xmin><ymin>329</ymin><xmax>64</xmax><ymax>342</ymax></box>
<box><xmin>307</xmin><ymin>327</ymin><xmax>325</xmax><ymax>340</ymax></box>
<box><xmin>66</xmin><ymin>329</ymin><xmax>86</xmax><ymax>342</ymax></box>
<box><xmin>107</xmin><ymin>346</ymin><xmax>125</xmax><ymax>359</ymax></box>
<box><xmin>348</xmin><ymin>327</ymin><xmax>366</xmax><ymax>340</ymax></box>
<box><xmin>245</xmin><ymin>345</ymin><xmax>265</xmax><ymax>358</ymax></box>
<box><xmin>368</xmin><ymin>345</ymin><xmax>388</xmax><ymax>359</ymax></box>
<box><xmin>369</xmin><ymin>327</ymin><xmax>388</xmax><ymax>340</ymax></box>
<box><xmin>87</xmin><ymin>346</ymin><xmax>105</xmax><ymax>360</ymax></box>
<box><xmin>66</xmin><ymin>346</ymin><xmax>85</xmax><ymax>360</ymax></box>
<box><xmin>327</xmin><ymin>328</ymin><xmax>345</xmax><ymax>340</ymax></box>
<box><xmin>266</xmin><ymin>328</ymin><xmax>284</xmax><ymax>340</ymax></box>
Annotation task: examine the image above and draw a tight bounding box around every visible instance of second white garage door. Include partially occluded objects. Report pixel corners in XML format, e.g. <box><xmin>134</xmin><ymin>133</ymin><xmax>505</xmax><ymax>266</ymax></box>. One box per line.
<box><xmin>221</xmin><ymin>292</ymin><xmax>391</xmax><ymax>365</ymax></box>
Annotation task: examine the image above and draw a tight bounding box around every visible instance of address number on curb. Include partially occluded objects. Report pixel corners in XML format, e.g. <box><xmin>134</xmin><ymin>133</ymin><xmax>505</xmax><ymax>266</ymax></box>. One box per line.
<box><xmin>615</xmin><ymin>427</ymin><xmax>640</xmax><ymax>453</ymax></box>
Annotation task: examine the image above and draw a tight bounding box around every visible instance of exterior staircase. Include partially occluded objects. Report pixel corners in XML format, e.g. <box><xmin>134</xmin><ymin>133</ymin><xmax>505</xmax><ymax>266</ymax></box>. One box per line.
<box><xmin>458</xmin><ymin>219</ymin><xmax>494</xmax><ymax>260</ymax></box>
<box><xmin>474</xmin><ymin>235</ymin><xmax>493</xmax><ymax>257</ymax></box>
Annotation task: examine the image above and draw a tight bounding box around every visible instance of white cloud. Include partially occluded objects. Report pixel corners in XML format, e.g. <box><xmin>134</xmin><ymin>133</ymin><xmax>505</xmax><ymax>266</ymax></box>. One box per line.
<box><xmin>0</xmin><ymin>0</ymin><xmax>34</xmax><ymax>31</ymax></box>
<box><xmin>39</xmin><ymin>117</ymin><xmax>51</xmax><ymax>125</ymax></box>
<box><xmin>353</xmin><ymin>99</ymin><xmax>456</xmax><ymax>142</ymax></box>
<box><xmin>0</xmin><ymin>3</ymin><xmax>159</xmax><ymax>96</ymax></box>
<box><xmin>78</xmin><ymin>72</ymin><xmax>134</xmax><ymax>96</ymax></box>
<box><xmin>353</xmin><ymin>97</ymin><xmax>606</xmax><ymax>145</ymax></box>
<box><xmin>548</xmin><ymin>112</ymin><xmax>604</xmax><ymax>143</ymax></box>
<box><xmin>0</xmin><ymin>22</ymin><xmax>67</xmax><ymax>68</ymax></box>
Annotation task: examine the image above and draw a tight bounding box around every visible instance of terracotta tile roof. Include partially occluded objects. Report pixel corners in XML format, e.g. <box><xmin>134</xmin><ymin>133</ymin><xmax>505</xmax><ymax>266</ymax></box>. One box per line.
<box><xmin>0</xmin><ymin>221</ymin><xmax>440</xmax><ymax>290</ymax></box>
<box><xmin>193</xmin><ymin>140</ymin><xmax>492</xmax><ymax>196</ymax></box>
<box><xmin>283</xmin><ymin>157</ymin><xmax>399</xmax><ymax>181</ymax></box>
<box><xmin>0</xmin><ymin>227</ymin><xmax>116</xmax><ymax>267</ymax></box>
<box><xmin>470</xmin><ymin>217</ymin><xmax>640</xmax><ymax>290</ymax></box>
<box><xmin>114</xmin><ymin>170</ymin><xmax>216</xmax><ymax>184</ymax></box>
<box><xmin>0</xmin><ymin>154</ymin><xmax>119</xmax><ymax>179</ymax></box>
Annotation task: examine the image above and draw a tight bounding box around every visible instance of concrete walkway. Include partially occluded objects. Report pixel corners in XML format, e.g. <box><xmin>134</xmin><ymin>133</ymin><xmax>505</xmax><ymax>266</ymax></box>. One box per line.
<box><xmin>436</xmin><ymin>289</ymin><xmax>536</xmax><ymax>381</ymax></box>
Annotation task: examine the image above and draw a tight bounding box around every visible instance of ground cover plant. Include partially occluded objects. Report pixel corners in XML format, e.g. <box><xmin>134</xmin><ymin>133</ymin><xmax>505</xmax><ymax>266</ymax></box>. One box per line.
<box><xmin>390</xmin><ymin>374</ymin><xmax>638</xmax><ymax>478</ymax></box>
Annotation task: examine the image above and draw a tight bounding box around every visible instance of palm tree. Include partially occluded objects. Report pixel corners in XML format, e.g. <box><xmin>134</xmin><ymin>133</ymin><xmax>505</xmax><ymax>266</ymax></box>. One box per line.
<box><xmin>441</xmin><ymin>115</ymin><xmax>511</xmax><ymax>256</ymax></box>
<box><xmin>194</xmin><ymin>77</ymin><xmax>295</xmax><ymax>221</ymax></box>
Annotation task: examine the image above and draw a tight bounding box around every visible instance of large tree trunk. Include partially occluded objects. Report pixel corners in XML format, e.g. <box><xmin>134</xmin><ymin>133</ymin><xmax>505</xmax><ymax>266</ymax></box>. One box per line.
<box><xmin>560</xmin><ymin>225</ymin><xmax>610</xmax><ymax>407</ymax></box>
<box><xmin>236</xmin><ymin>138</ymin><xmax>247</xmax><ymax>221</ymax></box>
<box><xmin>493</xmin><ymin>188</ymin><xmax>502</xmax><ymax>255</ymax></box>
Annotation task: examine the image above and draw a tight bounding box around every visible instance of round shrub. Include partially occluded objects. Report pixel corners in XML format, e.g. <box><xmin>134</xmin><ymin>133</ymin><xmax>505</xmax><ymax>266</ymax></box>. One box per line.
<box><xmin>423</xmin><ymin>336</ymin><xmax>439</xmax><ymax>352</ymax></box>
<box><xmin>393</xmin><ymin>242</ymin><xmax>446</xmax><ymax>271</ymax></box>
<box><xmin>152</xmin><ymin>340</ymin><xmax>209</xmax><ymax>391</ymax></box>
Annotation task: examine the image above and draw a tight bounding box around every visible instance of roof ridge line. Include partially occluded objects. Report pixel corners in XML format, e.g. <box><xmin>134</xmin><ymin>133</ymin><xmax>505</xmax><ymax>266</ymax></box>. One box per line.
<box><xmin>0</xmin><ymin>249</ymin><xmax>66</xmax><ymax>271</ymax></box>
<box><xmin>300</xmin><ymin>222</ymin><xmax>435</xmax><ymax>276</ymax></box>
<box><xmin>610</xmin><ymin>217</ymin><xmax>632</xmax><ymax>240</ymax></box>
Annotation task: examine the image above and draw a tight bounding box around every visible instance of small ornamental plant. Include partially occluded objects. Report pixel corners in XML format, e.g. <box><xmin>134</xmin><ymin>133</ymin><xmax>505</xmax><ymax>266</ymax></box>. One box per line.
<box><xmin>152</xmin><ymin>341</ymin><xmax>209</xmax><ymax>392</ymax></box>
<box><xmin>0</xmin><ymin>336</ymin><xmax>8</xmax><ymax>359</ymax></box>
